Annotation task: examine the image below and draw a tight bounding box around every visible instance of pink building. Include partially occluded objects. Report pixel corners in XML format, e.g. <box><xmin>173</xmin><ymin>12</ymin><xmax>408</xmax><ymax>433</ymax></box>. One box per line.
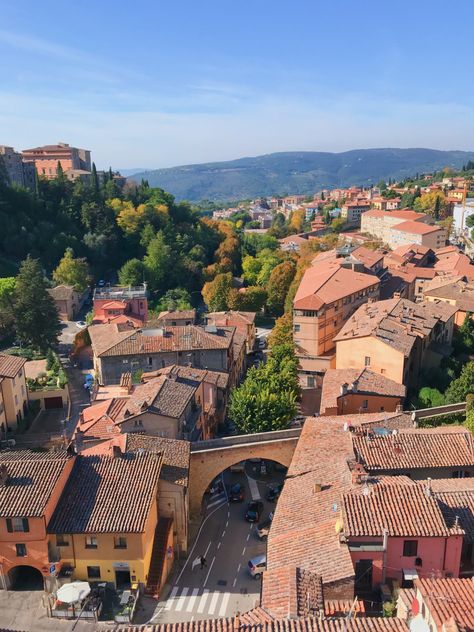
<box><xmin>92</xmin><ymin>285</ymin><xmax>148</xmax><ymax>326</ymax></box>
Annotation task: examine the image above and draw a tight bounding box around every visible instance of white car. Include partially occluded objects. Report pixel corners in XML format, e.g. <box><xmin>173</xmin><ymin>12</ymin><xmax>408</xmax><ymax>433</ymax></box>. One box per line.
<box><xmin>75</xmin><ymin>321</ymin><xmax>87</xmax><ymax>329</ymax></box>
<box><xmin>248</xmin><ymin>554</ymin><xmax>266</xmax><ymax>579</ymax></box>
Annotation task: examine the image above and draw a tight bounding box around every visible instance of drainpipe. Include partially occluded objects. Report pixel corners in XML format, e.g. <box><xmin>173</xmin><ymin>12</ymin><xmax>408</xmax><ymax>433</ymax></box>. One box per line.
<box><xmin>381</xmin><ymin>528</ymin><xmax>389</xmax><ymax>584</ymax></box>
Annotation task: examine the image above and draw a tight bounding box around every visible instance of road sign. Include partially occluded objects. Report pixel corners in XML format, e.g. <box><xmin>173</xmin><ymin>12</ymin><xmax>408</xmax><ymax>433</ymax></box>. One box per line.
<box><xmin>50</xmin><ymin>564</ymin><xmax>56</xmax><ymax>576</ymax></box>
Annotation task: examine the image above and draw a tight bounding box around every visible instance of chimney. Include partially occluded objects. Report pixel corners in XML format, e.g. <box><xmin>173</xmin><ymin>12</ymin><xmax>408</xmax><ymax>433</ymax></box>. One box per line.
<box><xmin>313</xmin><ymin>482</ymin><xmax>322</xmax><ymax>493</ymax></box>
<box><xmin>0</xmin><ymin>464</ymin><xmax>8</xmax><ymax>486</ymax></box>
<box><xmin>340</xmin><ymin>383</ymin><xmax>348</xmax><ymax>396</ymax></box>
<box><xmin>425</xmin><ymin>477</ymin><xmax>432</xmax><ymax>497</ymax></box>
<box><xmin>112</xmin><ymin>444</ymin><xmax>122</xmax><ymax>459</ymax></box>
<box><xmin>351</xmin><ymin>463</ymin><xmax>366</xmax><ymax>485</ymax></box>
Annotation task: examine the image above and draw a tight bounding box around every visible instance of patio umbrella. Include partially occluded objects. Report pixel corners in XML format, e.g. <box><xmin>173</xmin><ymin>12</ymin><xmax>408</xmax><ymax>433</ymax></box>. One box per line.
<box><xmin>57</xmin><ymin>581</ymin><xmax>91</xmax><ymax>604</ymax></box>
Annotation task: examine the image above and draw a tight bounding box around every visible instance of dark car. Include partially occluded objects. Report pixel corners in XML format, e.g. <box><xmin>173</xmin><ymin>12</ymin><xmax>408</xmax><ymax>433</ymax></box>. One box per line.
<box><xmin>229</xmin><ymin>483</ymin><xmax>244</xmax><ymax>502</ymax></box>
<box><xmin>257</xmin><ymin>512</ymin><xmax>274</xmax><ymax>539</ymax></box>
<box><xmin>245</xmin><ymin>500</ymin><xmax>264</xmax><ymax>522</ymax></box>
<box><xmin>266</xmin><ymin>483</ymin><xmax>283</xmax><ymax>502</ymax></box>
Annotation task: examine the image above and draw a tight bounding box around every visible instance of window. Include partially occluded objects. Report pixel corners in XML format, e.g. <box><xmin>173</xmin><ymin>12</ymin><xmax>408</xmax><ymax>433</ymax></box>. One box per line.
<box><xmin>148</xmin><ymin>357</ymin><xmax>153</xmax><ymax>367</ymax></box>
<box><xmin>403</xmin><ymin>540</ymin><xmax>418</xmax><ymax>557</ymax></box>
<box><xmin>6</xmin><ymin>518</ymin><xmax>29</xmax><ymax>533</ymax></box>
<box><xmin>114</xmin><ymin>536</ymin><xmax>127</xmax><ymax>549</ymax></box>
<box><xmin>56</xmin><ymin>535</ymin><xmax>69</xmax><ymax>547</ymax></box>
<box><xmin>85</xmin><ymin>536</ymin><xmax>98</xmax><ymax>549</ymax></box>
<box><xmin>452</xmin><ymin>471</ymin><xmax>470</xmax><ymax>478</ymax></box>
<box><xmin>122</xmin><ymin>359</ymin><xmax>129</xmax><ymax>364</ymax></box>
<box><xmin>16</xmin><ymin>543</ymin><xmax>27</xmax><ymax>557</ymax></box>
<box><xmin>87</xmin><ymin>566</ymin><xmax>101</xmax><ymax>579</ymax></box>
<box><xmin>380</xmin><ymin>368</ymin><xmax>386</xmax><ymax>374</ymax></box>
<box><xmin>362</xmin><ymin>400</ymin><xmax>368</xmax><ymax>409</ymax></box>
<box><xmin>294</xmin><ymin>324</ymin><xmax>301</xmax><ymax>333</ymax></box>
<box><xmin>307</xmin><ymin>376</ymin><xmax>315</xmax><ymax>388</ymax></box>
<box><xmin>14</xmin><ymin>395</ymin><xmax>18</xmax><ymax>406</ymax></box>
<box><xmin>364</xmin><ymin>356</ymin><xmax>371</xmax><ymax>367</ymax></box>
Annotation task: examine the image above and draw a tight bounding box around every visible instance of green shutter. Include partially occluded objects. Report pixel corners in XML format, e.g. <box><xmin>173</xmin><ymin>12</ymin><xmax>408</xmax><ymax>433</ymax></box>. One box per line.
<box><xmin>22</xmin><ymin>518</ymin><xmax>29</xmax><ymax>532</ymax></box>
<box><xmin>6</xmin><ymin>518</ymin><xmax>12</xmax><ymax>533</ymax></box>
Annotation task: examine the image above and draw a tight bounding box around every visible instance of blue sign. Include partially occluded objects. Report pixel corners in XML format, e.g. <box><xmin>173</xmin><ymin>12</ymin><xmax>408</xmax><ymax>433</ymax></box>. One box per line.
<box><xmin>50</xmin><ymin>564</ymin><xmax>56</xmax><ymax>576</ymax></box>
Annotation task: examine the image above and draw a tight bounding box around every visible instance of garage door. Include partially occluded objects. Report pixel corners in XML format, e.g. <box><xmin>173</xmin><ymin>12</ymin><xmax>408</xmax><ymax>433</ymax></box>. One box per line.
<box><xmin>44</xmin><ymin>397</ymin><xmax>63</xmax><ymax>410</ymax></box>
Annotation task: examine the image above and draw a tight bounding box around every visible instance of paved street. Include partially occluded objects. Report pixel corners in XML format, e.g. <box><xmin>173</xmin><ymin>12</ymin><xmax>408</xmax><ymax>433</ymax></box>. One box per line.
<box><xmin>150</xmin><ymin>461</ymin><xmax>283</xmax><ymax>623</ymax></box>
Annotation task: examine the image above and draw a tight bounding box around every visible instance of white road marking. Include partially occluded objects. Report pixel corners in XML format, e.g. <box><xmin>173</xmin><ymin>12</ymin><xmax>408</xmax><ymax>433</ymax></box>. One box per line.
<box><xmin>237</xmin><ymin>563</ymin><xmax>241</xmax><ymax>572</ymax></box>
<box><xmin>204</xmin><ymin>541</ymin><xmax>211</xmax><ymax>557</ymax></box>
<box><xmin>241</xmin><ymin>547</ymin><xmax>246</xmax><ymax>556</ymax></box>
<box><xmin>217</xmin><ymin>542</ymin><xmax>221</xmax><ymax>549</ymax></box>
<box><xmin>246</xmin><ymin>533</ymin><xmax>250</xmax><ymax>541</ymax></box>
<box><xmin>164</xmin><ymin>586</ymin><xmax>179</xmax><ymax>610</ymax></box>
<box><xmin>225</xmin><ymin>520</ymin><xmax>229</xmax><ymax>527</ymax></box>
<box><xmin>175</xmin><ymin>587</ymin><xmax>189</xmax><ymax>611</ymax></box>
<box><xmin>185</xmin><ymin>588</ymin><xmax>199</xmax><ymax>612</ymax></box>
<box><xmin>218</xmin><ymin>592</ymin><xmax>231</xmax><ymax>617</ymax></box>
<box><xmin>207</xmin><ymin>493</ymin><xmax>226</xmax><ymax>510</ymax></box>
<box><xmin>204</xmin><ymin>556</ymin><xmax>215</xmax><ymax>586</ymax></box>
<box><xmin>196</xmin><ymin>589</ymin><xmax>210</xmax><ymax>613</ymax></box>
<box><xmin>246</xmin><ymin>473</ymin><xmax>261</xmax><ymax>500</ymax></box>
<box><xmin>232</xmin><ymin>577</ymin><xmax>237</xmax><ymax>588</ymax></box>
<box><xmin>222</xmin><ymin>530</ymin><xmax>226</xmax><ymax>537</ymax></box>
<box><xmin>208</xmin><ymin>591</ymin><xmax>220</xmax><ymax>615</ymax></box>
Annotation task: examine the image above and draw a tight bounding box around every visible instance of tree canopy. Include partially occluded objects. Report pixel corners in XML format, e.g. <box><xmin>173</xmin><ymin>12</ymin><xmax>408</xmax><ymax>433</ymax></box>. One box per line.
<box><xmin>53</xmin><ymin>248</ymin><xmax>91</xmax><ymax>292</ymax></box>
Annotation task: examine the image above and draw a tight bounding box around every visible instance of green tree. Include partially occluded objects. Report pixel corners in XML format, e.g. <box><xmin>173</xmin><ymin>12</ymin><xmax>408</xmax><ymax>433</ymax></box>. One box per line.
<box><xmin>268</xmin><ymin>312</ymin><xmax>293</xmax><ymax>348</ymax></box>
<box><xmin>14</xmin><ymin>256</ymin><xmax>61</xmax><ymax>351</ymax></box>
<box><xmin>202</xmin><ymin>272</ymin><xmax>233</xmax><ymax>311</ymax></box>
<box><xmin>118</xmin><ymin>258</ymin><xmax>145</xmax><ymax>286</ymax></box>
<box><xmin>143</xmin><ymin>231</ymin><xmax>172</xmax><ymax>292</ymax></box>
<box><xmin>445</xmin><ymin>362</ymin><xmax>474</xmax><ymax>404</ymax></box>
<box><xmin>228</xmin><ymin>286</ymin><xmax>267</xmax><ymax>312</ymax></box>
<box><xmin>0</xmin><ymin>277</ymin><xmax>16</xmax><ymax>338</ymax></box>
<box><xmin>53</xmin><ymin>248</ymin><xmax>91</xmax><ymax>292</ymax></box>
<box><xmin>155</xmin><ymin>288</ymin><xmax>192</xmax><ymax>312</ymax></box>
<box><xmin>417</xmin><ymin>386</ymin><xmax>445</xmax><ymax>408</ymax></box>
<box><xmin>266</xmin><ymin>261</ymin><xmax>296</xmax><ymax>315</ymax></box>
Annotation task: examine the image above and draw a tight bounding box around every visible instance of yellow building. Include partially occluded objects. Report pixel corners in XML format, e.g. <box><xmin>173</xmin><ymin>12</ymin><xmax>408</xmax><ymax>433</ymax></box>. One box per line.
<box><xmin>0</xmin><ymin>354</ymin><xmax>28</xmax><ymax>435</ymax></box>
<box><xmin>48</xmin><ymin>449</ymin><xmax>168</xmax><ymax>590</ymax></box>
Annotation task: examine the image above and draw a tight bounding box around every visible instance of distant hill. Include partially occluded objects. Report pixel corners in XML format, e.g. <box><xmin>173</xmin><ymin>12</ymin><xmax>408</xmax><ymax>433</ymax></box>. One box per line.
<box><xmin>129</xmin><ymin>148</ymin><xmax>474</xmax><ymax>202</ymax></box>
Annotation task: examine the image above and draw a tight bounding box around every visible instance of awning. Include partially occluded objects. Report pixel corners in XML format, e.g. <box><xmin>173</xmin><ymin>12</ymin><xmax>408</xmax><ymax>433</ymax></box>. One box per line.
<box><xmin>403</xmin><ymin>569</ymin><xmax>419</xmax><ymax>581</ymax></box>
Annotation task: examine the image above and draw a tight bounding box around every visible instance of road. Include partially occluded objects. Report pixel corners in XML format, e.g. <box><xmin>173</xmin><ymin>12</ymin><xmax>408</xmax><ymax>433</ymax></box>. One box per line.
<box><xmin>150</xmin><ymin>461</ymin><xmax>283</xmax><ymax>623</ymax></box>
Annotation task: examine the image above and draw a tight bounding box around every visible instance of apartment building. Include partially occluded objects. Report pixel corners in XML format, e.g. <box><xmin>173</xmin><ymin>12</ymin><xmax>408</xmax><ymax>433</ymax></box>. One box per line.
<box><xmin>423</xmin><ymin>276</ymin><xmax>474</xmax><ymax>325</ymax></box>
<box><xmin>0</xmin><ymin>146</ymin><xmax>36</xmax><ymax>189</ymax></box>
<box><xmin>334</xmin><ymin>298</ymin><xmax>456</xmax><ymax>387</ymax></box>
<box><xmin>361</xmin><ymin>209</ymin><xmax>446</xmax><ymax>249</ymax></box>
<box><xmin>89</xmin><ymin>323</ymin><xmax>235</xmax><ymax>386</ymax></box>
<box><xmin>155</xmin><ymin>310</ymin><xmax>196</xmax><ymax>327</ymax></box>
<box><xmin>340</xmin><ymin>201</ymin><xmax>371</xmax><ymax>224</ymax></box>
<box><xmin>22</xmin><ymin>143</ymin><xmax>91</xmax><ymax>179</ymax></box>
<box><xmin>206</xmin><ymin>310</ymin><xmax>257</xmax><ymax>353</ymax></box>
<box><xmin>93</xmin><ymin>285</ymin><xmax>148</xmax><ymax>327</ymax></box>
<box><xmin>293</xmin><ymin>259</ymin><xmax>380</xmax><ymax>382</ymax></box>
<box><xmin>0</xmin><ymin>354</ymin><xmax>28</xmax><ymax>434</ymax></box>
<box><xmin>48</xmin><ymin>449</ymin><xmax>165</xmax><ymax>591</ymax></box>
<box><xmin>0</xmin><ymin>450</ymin><xmax>74</xmax><ymax>590</ymax></box>
<box><xmin>47</xmin><ymin>285</ymin><xmax>89</xmax><ymax>321</ymax></box>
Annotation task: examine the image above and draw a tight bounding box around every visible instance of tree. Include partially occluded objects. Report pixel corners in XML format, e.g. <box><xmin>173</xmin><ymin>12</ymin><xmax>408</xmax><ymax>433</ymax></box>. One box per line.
<box><xmin>155</xmin><ymin>288</ymin><xmax>192</xmax><ymax>312</ymax></box>
<box><xmin>0</xmin><ymin>277</ymin><xmax>16</xmax><ymax>338</ymax></box>
<box><xmin>118</xmin><ymin>258</ymin><xmax>145</xmax><ymax>286</ymax></box>
<box><xmin>266</xmin><ymin>261</ymin><xmax>296</xmax><ymax>315</ymax></box>
<box><xmin>413</xmin><ymin>191</ymin><xmax>447</xmax><ymax>217</ymax></box>
<box><xmin>268</xmin><ymin>312</ymin><xmax>293</xmax><ymax>348</ymax></box>
<box><xmin>143</xmin><ymin>231</ymin><xmax>172</xmax><ymax>292</ymax></box>
<box><xmin>13</xmin><ymin>256</ymin><xmax>61</xmax><ymax>351</ymax></box>
<box><xmin>417</xmin><ymin>387</ymin><xmax>445</xmax><ymax>408</ymax></box>
<box><xmin>445</xmin><ymin>362</ymin><xmax>474</xmax><ymax>404</ymax></box>
<box><xmin>53</xmin><ymin>248</ymin><xmax>91</xmax><ymax>292</ymax></box>
<box><xmin>202</xmin><ymin>272</ymin><xmax>233</xmax><ymax>311</ymax></box>
<box><xmin>228</xmin><ymin>286</ymin><xmax>267</xmax><ymax>312</ymax></box>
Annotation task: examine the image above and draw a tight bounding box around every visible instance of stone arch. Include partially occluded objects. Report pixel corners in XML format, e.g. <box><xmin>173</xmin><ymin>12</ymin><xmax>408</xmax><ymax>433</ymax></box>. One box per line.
<box><xmin>7</xmin><ymin>564</ymin><xmax>45</xmax><ymax>590</ymax></box>
<box><xmin>188</xmin><ymin>438</ymin><xmax>297</xmax><ymax>517</ymax></box>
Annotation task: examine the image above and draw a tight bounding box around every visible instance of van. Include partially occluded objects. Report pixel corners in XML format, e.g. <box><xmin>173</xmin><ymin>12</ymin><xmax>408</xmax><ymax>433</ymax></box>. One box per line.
<box><xmin>248</xmin><ymin>554</ymin><xmax>266</xmax><ymax>579</ymax></box>
<box><xmin>230</xmin><ymin>461</ymin><xmax>246</xmax><ymax>473</ymax></box>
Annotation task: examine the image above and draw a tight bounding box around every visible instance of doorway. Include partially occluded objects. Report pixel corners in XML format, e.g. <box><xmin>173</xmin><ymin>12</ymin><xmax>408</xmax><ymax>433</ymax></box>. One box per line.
<box><xmin>8</xmin><ymin>566</ymin><xmax>44</xmax><ymax>591</ymax></box>
<box><xmin>115</xmin><ymin>570</ymin><xmax>131</xmax><ymax>589</ymax></box>
<box><xmin>355</xmin><ymin>559</ymin><xmax>373</xmax><ymax>593</ymax></box>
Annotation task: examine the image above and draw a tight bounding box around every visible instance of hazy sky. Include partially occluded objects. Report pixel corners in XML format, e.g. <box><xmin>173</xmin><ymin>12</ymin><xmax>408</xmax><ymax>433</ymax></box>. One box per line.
<box><xmin>1</xmin><ymin>0</ymin><xmax>474</xmax><ymax>169</ymax></box>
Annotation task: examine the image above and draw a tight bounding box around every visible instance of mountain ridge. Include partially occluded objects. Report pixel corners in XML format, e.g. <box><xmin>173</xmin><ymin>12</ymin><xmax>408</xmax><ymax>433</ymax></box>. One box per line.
<box><xmin>128</xmin><ymin>148</ymin><xmax>474</xmax><ymax>202</ymax></box>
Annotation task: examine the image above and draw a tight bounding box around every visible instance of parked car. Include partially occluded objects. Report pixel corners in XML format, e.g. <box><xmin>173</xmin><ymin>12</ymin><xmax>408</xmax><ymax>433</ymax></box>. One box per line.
<box><xmin>75</xmin><ymin>320</ymin><xmax>87</xmax><ymax>329</ymax></box>
<box><xmin>257</xmin><ymin>513</ymin><xmax>273</xmax><ymax>539</ymax></box>
<box><xmin>267</xmin><ymin>483</ymin><xmax>283</xmax><ymax>502</ymax></box>
<box><xmin>245</xmin><ymin>500</ymin><xmax>264</xmax><ymax>522</ymax></box>
<box><xmin>248</xmin><ymin>554</ymin><xmax>266</xmax><ymax>579</ymax></box>
<box><xmin>229</xmin><ymin>483</ymin><xmax>244</xmax><ymax>502</ymax></box>
<box><xmin>257</xmin><ymin>337</ymin><xmax>267</xmax><ymax>349</ymax></box>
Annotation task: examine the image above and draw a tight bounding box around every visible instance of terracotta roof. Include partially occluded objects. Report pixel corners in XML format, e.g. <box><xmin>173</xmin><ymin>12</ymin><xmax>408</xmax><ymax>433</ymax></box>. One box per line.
<box><xmin>424</xmin><ymin>279</ymin><xmax>474</xmax><ymax>312</ymax></box>
<box><xmin>434</xmin><ymin>253</ymin><xmax>474</xmax><ymax>279</ymax></box>
<box><xmin>47</xmin><ymin>284</ymin><xmax>76</xmax><ymax>300</ymax></box>
<box><xmin>320</xmin><ymin>368</ymin><xmax>405</xmax><ymax>414</ymax></box>
<box><xmin>91</xmin><ymin>324</ymin><xmax>234</xmax><ymax>358</ymax></box>
<box><xmin>334</xmin><ymin>298</ymin><xmax>456</xmax><ymax>355</ymax></box>
<box><xmin>262</xmin><ymin>567</ymin><xmax>324</xmax><ymax>618</ymax></box>
<box><xmin>391</xmin><ymin>220</ymin><xmax>442</xmax><ymax>235</ymax></box>
<box><xmin>48</xmin><ymin>451</ymin><xmax>162</xmax><ymax>533</ymax></box>
<box><xmin>104</xmin><ymin>617</ymin><xmax>409</xmax><ymax>632</ymax></box>
<box><xmin>362</xmin><ymin>209</ymin><xmax>427</xmax><ymax>221</ymax></box>
<box><xmin>0</xmin><ymin>450</ymin><xmax>71</xmax><ymax>517</ymax></box>
<box><xmin>392</xmin><ymin>243</ymin><xmax>431</xmax><ymax>258</ymax></box>
<box><xmin>415</xmin><ymin>578</ymin><xmax>474</xmax><ymax>632</ymax></box>
<box><xmin>144</xmin><ymin>364</ymin><xmax>229</xmax><ymax>389</ymax></box>
<box><xmin>88</xmin><ymin>322</ymin><xmax>137</xmax><ymax>356</ymax></box>
<box><xmin>0</xmin><ymin>353</ymin><xmax>26</xmax><ymax>378</ymax></box>
<box><xmin>428</xmin><ymin>479</ymin><xmax>474</xmax><ymax>543</ymax></box>
<box><xmin>238</xmin><ymin>607</ymin><xmax>275</xmax><ymax>625</ymax></box>
<box><xmin>207</xmin><ymin>310</ymin><xmax>257</xmax><ymax>325</ymax></box>
<box><xmin>294</xmin><ymin>264</ymin><xmax>379</xmax><ymax>310</ymax></box>
<box><xmin>351</xmin><ymin>247</ymin><xmax>384</xmax><ymax>268</ymax></box>
<box><xmin>352</xmin><ymin>427</ymin><xmax>474</xmax><ymax>472</ymax></box>
<box><xmin>342</xmin><ymin>478</ymin><xmax>452</xmax><ymax>537</ymax></box>
<box><xmin>156</xmin><ymin>309</ymin><xmax>196</xmax><ymax>321</ymax></box>
<box><xmin>267</xmin><ymin>418</ymin><xmax>355</xmax><ymax>587</ymax></box>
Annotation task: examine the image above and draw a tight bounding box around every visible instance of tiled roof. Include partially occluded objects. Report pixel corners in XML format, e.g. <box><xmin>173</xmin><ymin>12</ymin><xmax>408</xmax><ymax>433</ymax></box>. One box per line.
<box><xmin>267</xmin><ymin>418</ymin><xmax>355</xmax><ymax>586</ymax></box>
<box><xmin>342</xmin><ymin>479</ymin><xmax>452</xmax><ymax>537</ymax></box>
<box><xmin>391</xmin><ymin>220</ymin><xmax>440</xmax><ymax>235</ymax></box>
<box><xmin>334</xmin><ymin>298</ymin><xmax>456</xmax><ymax>355</ymax></box>
<box><xmin>262</xmin><ymin>567</ymin><xmax>324</xmax><ymax>618</ymax></box>
<box><xmin>352</xmin><ymin>427</ymin><xmax>474</xmax><ymax>472</ymax></box>
<box><xmin>424</xmin><ymin>279</ymin><xmax>474</xmax><ymax>312</ymax></box>
<box><xmin>320</xmin><ymin>368</ymin><xmax>405</xmax><ymax>414</ymax></box>
<box><xmin>47</xmin><ymin>284</ymin><xmax>75</xmax><ymax>300</ymax></box>
<box><xmin>415</xmin><ymin>578</ymin><xmax>474</xmax><ymax>632</ymax></box>
<box><xmin>0</xmin><ymin>450</ymin><xmax>71</xmax><ymax>517</ymax></box>
<box><xmin>144</xmin><ymin>364</ymin><xmax>229</xmax><ymax>389</ymax></box>
<box><xmin>156</xmin><ymin>309</ymin><xmax>196</xmax><ymax>321</ymax></box>
<box><xmin>88</xmin><ymin>322</ymin><xmax>137</xmax><ymax>356</ymax></box>
<box><xmin>48</xmin><ymin>451</ymin><xmax>162</xmax><ymax>533</ymax></box>
<box><xmin>0</xmin><ymin>353</ymin><xmax>27</xmax><ymax>378</ymax></box>
<box><xmin>351</xmin><ymin>246</ymin><xmax>384</xmax><ymax>268</ymax></box>
<box><xmin>294</xmin><ymin>264</ymin><xmax>379</xmax><ymax>310</ymax></box>
<box><xmin>104</xmin><ymin>617</ymin><xmax>408</xmax><ymax>632</ymax></box>
<box><xmin>207</xmin><ymin>311</ymin><xmax>257</xmax><ymax>325</ymax></box>
<box><xmin>428</xmin><ymin>478</ymin><xmax>474</xmax><ymax>543</ymax></box>
<box><xmin>434</xmin><ymin>253</ymin><xmax>474</xmax><ymax>279</ymax></box>
<box><xmin>92</xmin><ymin>324</ymin><xmax>233</xmax><ymax>358</ymax></box>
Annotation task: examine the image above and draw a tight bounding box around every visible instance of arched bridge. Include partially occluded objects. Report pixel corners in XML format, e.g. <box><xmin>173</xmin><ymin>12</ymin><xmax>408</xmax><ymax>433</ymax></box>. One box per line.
<box><xmin>188</xmin><ymin>428</ymin><xmax>301</xmax><ymax>517</ymax></box>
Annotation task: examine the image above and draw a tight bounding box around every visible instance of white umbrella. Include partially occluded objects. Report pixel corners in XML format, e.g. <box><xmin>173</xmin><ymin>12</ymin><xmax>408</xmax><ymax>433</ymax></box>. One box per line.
<box><xmin>57</xmin><ymin>581</ymin><xmax>91</xmax><ymax>604</ymax></box>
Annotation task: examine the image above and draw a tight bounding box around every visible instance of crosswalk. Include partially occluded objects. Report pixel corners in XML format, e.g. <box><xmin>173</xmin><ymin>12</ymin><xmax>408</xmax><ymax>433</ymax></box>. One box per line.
<box><xmin>163</xmin><ymin>586</ymin><xmax>233</xmax><ymax>618</ymax></box>
<box><xmin>206</xmin><ymin>490</ymin><xmax>227</xmax><ymax>510</ymax></box>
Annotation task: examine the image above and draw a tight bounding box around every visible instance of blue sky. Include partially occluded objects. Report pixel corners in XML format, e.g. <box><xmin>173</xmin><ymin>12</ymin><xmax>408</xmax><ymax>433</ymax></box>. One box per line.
<box><xmin>1</xmin><ymin>0</ymin><xmax>474</xmax><ymax>169</ymax></box>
